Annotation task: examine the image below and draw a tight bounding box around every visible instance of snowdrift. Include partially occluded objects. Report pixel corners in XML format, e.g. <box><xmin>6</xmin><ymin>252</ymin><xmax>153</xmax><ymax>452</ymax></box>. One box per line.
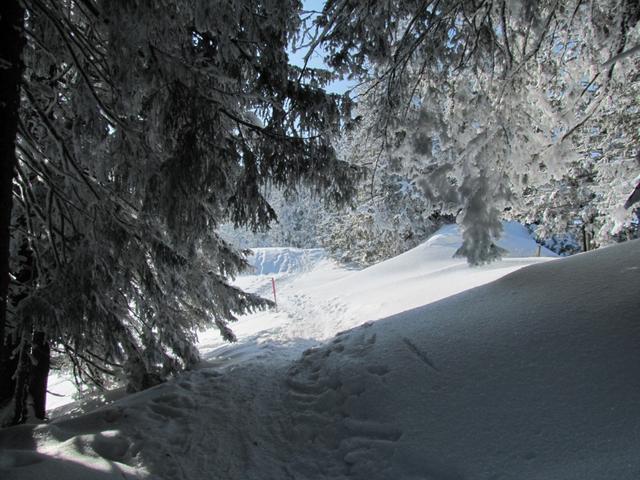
<box><xmin>285</xmin><ymin>239</ymin><xmax>640</xmax><ymax>479</ymax></box>
<box><xmin>3</xmin><ymin>235</ymin><xmax>638</xmax><ymax>479</ymax></box>
<box><xmin>47</xmin><ymin>222</ymin><xmax>551</xmax><ymax>407</ymax></box>
<box><xmin>243</xmin><ymin>222</ymin><xmax>553</xmax><ymax>276</ymax></box>
<box><xmin>198</xmin><ymin>222</ymin><xmax>554</xmax><ymax>363</ymax></box>
<box><xmin>245</xmin><ymin>247</ymin><xmax>326</xmax><ymax>275</ymax></box>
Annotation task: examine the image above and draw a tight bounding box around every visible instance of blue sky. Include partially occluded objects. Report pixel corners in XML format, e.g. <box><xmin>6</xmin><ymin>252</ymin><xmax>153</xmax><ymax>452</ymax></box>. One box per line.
<box><xmin>287</xmin><ymin>0</ymin><xmax>356</xmax><ymax>94</ymax></box>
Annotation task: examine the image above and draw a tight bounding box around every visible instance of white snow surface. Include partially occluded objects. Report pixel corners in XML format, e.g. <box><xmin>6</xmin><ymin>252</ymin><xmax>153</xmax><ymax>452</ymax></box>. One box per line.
<box><xmin>3</xmin><ymin>224</ymin><xmax>639</xmax><ymax>480</ymax></box>
<box><xmin>199</xmin><ymin>222</ymin><xmax>555</xmax><ymax>364</ymax></box>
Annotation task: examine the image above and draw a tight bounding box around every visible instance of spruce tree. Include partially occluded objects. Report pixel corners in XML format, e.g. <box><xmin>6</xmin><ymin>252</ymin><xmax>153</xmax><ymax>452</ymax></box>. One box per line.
<box><xmin>312</xmin><ymin>0</ymin><xmax>640</xmax><ymax>263</ymax></box>
<box><xmin>1</xmin><ymin>0</ymin><xmax>357</xmax><ymax>425</ymax></box>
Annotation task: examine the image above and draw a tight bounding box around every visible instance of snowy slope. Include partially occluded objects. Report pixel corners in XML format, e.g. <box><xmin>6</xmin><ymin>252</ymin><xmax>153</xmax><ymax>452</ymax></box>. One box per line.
<box><xmin>6</xmin><ymin>227</ymin><xmax>639</xmax><ymax>480</ymax></box>
<box><xmin>198</xmin><ymin>221</ymin><xmax>555</xmax><ymax>362</ymax></box>
<box><xmin>45</xmin><ymin>223</ymin><xmax>552</xmax><ymax>407</ymax></box>
<box><xmin>247</xmin><ymin>247</ymin><xmax>326</xmax><ymax>275</ymax></box>
<box><xmin>283</xmin><ymin>240</ymin><xmax>640</xmax><ymax>479</ymax></box>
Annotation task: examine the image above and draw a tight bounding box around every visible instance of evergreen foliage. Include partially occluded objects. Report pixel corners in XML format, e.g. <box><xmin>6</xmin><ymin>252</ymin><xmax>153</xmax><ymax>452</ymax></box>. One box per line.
<box><xmin>1</xmin><ymin>0</ymin><xmax>357</xmax><ymax>425</ymax></box>
<box><xmin>2</xmin><ymin>0</ymin><xmax>639</xmax><ymax>426</ymax></box>
<box><xmin>219</xmin><ymin>187</ymin><xmax>328</xmax><ymax>249</ymax></box>
<box><xmin>319</xmin><ymin>101</ymin><xmax>455</xmax><ymax>265</ymax></box>
<box><xmin>312</xmin><ymin>0</ymin><xmax>640</xmax><ymax>263</ymax></box>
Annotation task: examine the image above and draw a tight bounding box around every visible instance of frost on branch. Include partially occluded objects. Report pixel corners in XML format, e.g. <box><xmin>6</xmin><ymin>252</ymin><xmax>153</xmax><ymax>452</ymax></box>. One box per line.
<box><xmin>314</xmin><ymin>0</ymin><xmax>640</xmax><ymax>262</ymax></box>
<box><xmin>6</xmin><ymin>0</ymin><xmax>358</xmax><ymax>402</ymax></box>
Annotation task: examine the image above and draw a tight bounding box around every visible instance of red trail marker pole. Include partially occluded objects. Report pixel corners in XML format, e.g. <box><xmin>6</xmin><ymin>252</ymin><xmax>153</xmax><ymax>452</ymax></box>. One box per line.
<box><xmin>271</xmin><ymin>277</ymin><xmax>277</xmax><ymax>311</ymax></box>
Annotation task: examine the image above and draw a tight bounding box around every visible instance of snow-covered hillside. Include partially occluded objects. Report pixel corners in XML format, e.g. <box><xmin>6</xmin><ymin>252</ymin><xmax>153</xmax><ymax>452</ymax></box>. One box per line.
<box><xmin>4</xmin><ymin>225</ymin><xmax>639</xmax><ymax>480</ymax></box>
<box><xmin>198</xmin><ymin>222</ymin><xmax>555</xmax><ymax>363</ymax></box>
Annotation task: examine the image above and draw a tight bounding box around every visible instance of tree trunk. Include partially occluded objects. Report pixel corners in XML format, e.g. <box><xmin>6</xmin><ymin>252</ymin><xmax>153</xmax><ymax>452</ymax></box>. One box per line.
<box><xmin>4</xmin><ymin>218</ymin><xmax>45</xmax><ymax>424</ymax></box>
<box><xmin>11</xmin><ymin>325</ymin><xmax>32</xmax><ymax>425</ymax></box>
<box><xmin>0</xmin><ymin>1</ymin><xmax>26</xmax><ymax>413</ymax></box>
<box><xmin>9</xmin><ymin>327</ymin><xmax>50</xmax><ymax>424</ymax></box>
<box><xmin>30</xmin><ymin>331</ymin><xmax>50</xmax><ymax>420</ymax></box>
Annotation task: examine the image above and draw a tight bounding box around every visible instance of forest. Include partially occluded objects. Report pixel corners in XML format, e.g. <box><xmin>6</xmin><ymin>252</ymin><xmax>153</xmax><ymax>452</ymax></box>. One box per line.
<box><xmin>1</xmin><ymin>0</ymin><xmax>639</xmax><ymax>428</ymax></box>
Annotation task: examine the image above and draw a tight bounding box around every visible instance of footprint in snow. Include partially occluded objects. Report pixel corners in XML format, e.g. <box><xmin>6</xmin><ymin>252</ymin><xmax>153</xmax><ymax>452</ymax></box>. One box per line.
<box><xmin>339</xmin><ymin>418</ymin><xmax>402</xmax><ymax>477</ymax></box>
<box><xmin>87</xmin><ymin>430</ymin><xmax>132</xmax><ymax>462</ymax></box>
<box><xmin>284</xmin><ymin>328</ymin><xmax>401</xmax><ymax>479</ymax></box>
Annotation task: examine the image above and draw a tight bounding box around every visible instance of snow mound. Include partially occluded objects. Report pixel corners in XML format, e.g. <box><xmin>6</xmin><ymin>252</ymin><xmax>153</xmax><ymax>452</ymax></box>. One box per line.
<box><xmin>3</xmin><ymin>239</ymin><xmax>637</xmax><ymax>480</ymax></box>
<box><xmin>247</xmin><ymin>222</ymin><xmax>551</xmax><ymax>276</ymax></box>
<box><xmin>285</xmin><ymin>239</ymin><xmax>640</xmax><ymax>479</ymax></box>
<box><xmin>296</xmin><ymin>221</ymin><xmax>555</xmax><ymax>329</ymax></box>
<box><xmin>245</xmin><ymin>247</ymin><xmax>326</xmax><ymax>275</ymax></box>
<box><xmin>201</xmin><ymin>222</ymin><xmax>555</xmax><ymax>367</ymax></box>
<box><xmin>425</xmin><ymin>221</ymin><xmax>555</xmax><ymax>257</ymax></box>
<box><xmin>2</xmin><ymin>236</ymin><xmax>638</xmax><ymax>479</ymax></box>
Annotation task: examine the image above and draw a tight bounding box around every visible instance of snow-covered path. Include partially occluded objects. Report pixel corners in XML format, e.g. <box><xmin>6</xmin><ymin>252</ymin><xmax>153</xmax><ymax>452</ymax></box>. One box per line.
<box><xmin>281</xmin><ymin>241</ymin><xmax>640</xmax><ymax>479</ymax></box>
<box><xmin>198</xmin><ymin>223</ymin><xmax>555</xmax><ymax>366</ymax></box>
<box><xmin>3</xmin><ymin>224</ymin><xmax>640</xmax><ymax>480</ymax></box>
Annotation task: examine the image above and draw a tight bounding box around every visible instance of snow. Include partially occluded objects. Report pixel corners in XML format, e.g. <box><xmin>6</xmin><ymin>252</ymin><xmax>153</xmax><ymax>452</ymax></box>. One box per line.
<box><xmin>44</xmin><ymin>375</ymin><xmax>77</xmax><ymax>411</ymax></box>
<box><xmin>199</xmin><ymin>222</ymin><xmax>555</xmax><ymax>363</ymax></box>
<box><xmin>3</xmin><ymin>224</ymin><xmax>639</xmax><ymax>479</ymax></box>
<box><xmin>246</xmin><ymin>247</ymin><xmax>327</xmax><ymax>275</ymax></box>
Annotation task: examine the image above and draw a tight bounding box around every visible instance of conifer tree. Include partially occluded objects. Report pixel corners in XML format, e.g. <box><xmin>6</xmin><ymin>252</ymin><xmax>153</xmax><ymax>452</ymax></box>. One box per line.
<box><xmin>1</xmin><ymin>0</ymin><xmax>357</xmax><ymax>425</ymax></box>
<box><xmin>311</xmin><ymin>0</ymin><xmax>640</xmax><ymax>263</ymax></box>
